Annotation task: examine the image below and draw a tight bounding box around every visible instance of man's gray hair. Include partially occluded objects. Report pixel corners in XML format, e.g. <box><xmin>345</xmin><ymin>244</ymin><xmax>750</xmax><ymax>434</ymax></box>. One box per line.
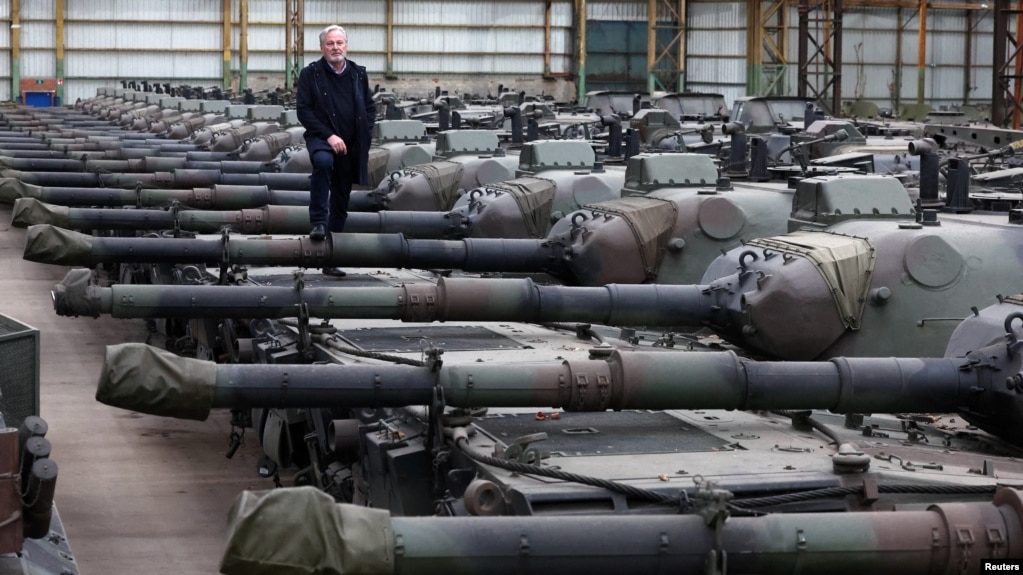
<box><xmin>319</xmin><ymin>25</ymin><xmax>347</xmax><ymax>45</ymax></box>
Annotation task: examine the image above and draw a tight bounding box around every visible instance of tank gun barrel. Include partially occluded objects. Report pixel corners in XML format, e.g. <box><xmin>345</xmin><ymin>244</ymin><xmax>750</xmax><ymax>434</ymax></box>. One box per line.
<box><xmin>945</xmin><ymin>139</ymin><xmax>1023</xmax><ymax>166</ymax></box>
<box><xmin>14</xmin><ymin>199</ymin><xmax>472</xmax><ymax>238</ymax></box>
<box><xmin>221</xmin><ymin>486</ymin><xmax>1023</xmax><ymax>575</ymax></box>
<box><xmin>56</xmin><ymin>274</ymin><xmax>712</xmax><ymax>327</ymax></box>
<box><xmin>26</xmin><ymin>225</ymin><xmax>566</xmax><ymax>276</ymax></box>
<box><xmin>0</xmin><ymin>179</ymin><xmax>310</xmax><ymax>209</ymax></box>
<box><xmin>2</xmin><ymin>168</ymin><xmax>311</xmax><ymax>190</ymax></box>
<box><xmin>97</xmin><ymin>343</ymin><xmax>976</xmax><ymax>423</ymax></box>
<box><xmin>771</xmin><ymin>130</ymin><xmax>849</xmax><ymax>162</ymax></box>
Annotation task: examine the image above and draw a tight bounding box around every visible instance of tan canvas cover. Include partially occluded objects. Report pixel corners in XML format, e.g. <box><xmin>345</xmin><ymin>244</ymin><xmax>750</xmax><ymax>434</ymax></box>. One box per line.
<box><xmin>213</xmin><ymin>125</ymin><xmax>258</xmax><ymax>152</ymax></box>
<box><xmin>366</xmin><ymin>147</ymin><xmax>389</xmax><ymax>187</ymax></box>
<box><xmin>96</xmin><ymin>343</ymin><xmax>216</xmax><ymax>421</ymax></box>
<box><xmin>221</xmin><ymin>487</ymin><xmax>394</xmax><ymax>575</ymax></box>
<box><xmin>748</xmin><ymin>231</ymin><xmax>875</xmax><ymax>329</ymax></box>
<box><xmin>491</xmin><ymin>176</ymin><xmax>556</xmax><ymax>239</ymax></box>
<box><xmin>405</xmin><ymin>161</ymin><xmax>465</xmax><ymax>209</ymax></box>
<box><xmin>239</xmin><ymin>132</ymin><xmax>294</xmax><ymax>162</ymax></box>
<box><xmin>585</xmin><ymin>196</ymin><xmax>678</xmax><ymax>278</ymax></box>
<box><xmin>23</xmin><ymin>224</ymin><xmax>92</xmax><ymax>266</ymax></box>
<box><xmin>12</xmin><ymin>198</ymin><xmax>68</xmax><ymax>228</ymax></box>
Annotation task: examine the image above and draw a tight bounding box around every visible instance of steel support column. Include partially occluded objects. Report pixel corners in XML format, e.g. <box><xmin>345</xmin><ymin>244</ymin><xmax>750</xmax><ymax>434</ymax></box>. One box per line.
<box><xmin>544</xmin><ymin>0</ymin><xmax>553</xmax><ymax>77</ymax></box>
<box><xmin>385</xmin><ymin>0</ymin><xmax>395</xmax><ymax>79</ymax></box>
<box><xmin>56</xmin><ymin>0</ymin><xmax>64</xmax><ymax>105</ymax></box>
<box><xmin>240</xmin><ymin>0</ymin><xmax>249</xmax><ymax>92</ymax></box>
<box><xmin>576</xmin><ymin>0</ymin><xmax>587</xmax><ymax>103</ymax></box>
<box><xmin>647</xmin><ymin>0</ymin><xmax>687</xmax><ymax>93</ymax></box>
<box><xmin>285</xmin><ymin>0</ymin><xmax>304</xmax><ymax>90</ymax></box>
<box><xmin>916</xmin><ymin>0</ymin><xmax>927</xmax><ymax>104</ymax></box>
<box><xmin>11</xmin><ymin>0</ymin><xmax>19</xmax><ymax>102</ymax></box>
<box><xmin>797</xmin><ymin>0</ymin><xmax>843</xmax><ymax>115</ymax></box>
<box><xmin>992</xmin><ymin>0</ymin><xmax>1023</xmax><ymax>127</ymax></box>
<box><xmin>748</xmin><ymin>0</ymin><xmax>788</xmax><ymax>96</ymax></box>
<box><xmin>222</xmin><ymin>0</ymin><xmax>232</xmax><ymax>90</ymax></box>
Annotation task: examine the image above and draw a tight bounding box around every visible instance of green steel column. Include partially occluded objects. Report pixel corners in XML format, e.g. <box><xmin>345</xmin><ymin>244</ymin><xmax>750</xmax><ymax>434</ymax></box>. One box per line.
<box><xmin>576</xmin><ymin>0</ymin><xmax>586</xmax><ymax>103</ymax></box>
<box><xmin>11</xmin><ymin>0</ymin><xmax>20</xmax><ymax>103</ymax></box>
<box><xmin>56</xmin><ymin>0</ymin><xmax>64</xmax><ymax>105</ymax></box>
<box><xmin>240</xmin><ymin>0</ymin><xmax>248</xmax><ymax>91</ymax></box>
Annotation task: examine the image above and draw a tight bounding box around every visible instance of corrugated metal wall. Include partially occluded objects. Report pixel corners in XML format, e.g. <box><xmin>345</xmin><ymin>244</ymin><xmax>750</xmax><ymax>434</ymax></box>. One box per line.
<box><xmin>64</xmin><ymin>0</ymin><xmax>224</xmax><ymax>103</ymax></box>
<box><xmin>687</xmin><ymin>1</ymin><xmax>747</xmax><ymax>106</ymax></box>
<box><xmin>0</xmin><ymin>0</ymin><xmax>1004</xmax><ymax>113</ymax></box>
<box><xmin>788</xmin><ymin>4</ymin><xmax>996</xmax><ymax>114</ymax></box>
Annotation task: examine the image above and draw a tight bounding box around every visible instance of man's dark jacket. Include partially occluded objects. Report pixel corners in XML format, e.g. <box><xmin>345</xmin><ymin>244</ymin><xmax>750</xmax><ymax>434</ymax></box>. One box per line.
<box><xmin>296</xmin><ymin>57</ymin><xmax>376</xmax><ymax>186</ymax></box>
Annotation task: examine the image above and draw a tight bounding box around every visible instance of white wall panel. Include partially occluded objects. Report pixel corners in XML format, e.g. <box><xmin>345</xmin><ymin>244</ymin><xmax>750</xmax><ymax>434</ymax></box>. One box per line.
<box><xmin>305</xmin><ymin>0</ymin><xmax>387</xmax><ymax>25</ymax></box>
<box><xmin>21</xmin><ymin>0</ymin><xmax>53</xmax><ymax>19</ymax></box>
<box><xmin>247</xmin><ymin>0</ymin><xmax>285</xmax><ymax>24</ymax></box>
<box><xmin>21</xmin><ymin>51</ymin><xmax>55</xmax><ymax>78</ymax></box>
<box><xmin>245</xmin><ymin>24</ymin><xmax>284</xmax><ymax>53</ymax></box>
<box><xmin>67</xmin><ymin>0</ymin><xmax>220</xmax><ymax>21</ymax></box>
<box><xmin>587</xmin><ymin>0</ymin><xmax>646</xmax><ymax>21</ymax></box>
<box><xmin>0</xmin><ymin>0</ymin><xmax>996</xmax><ymax>115</ymax></box>
<box><xmin>689</xmin><ymin>1</ymin><xmax>744</xmax><ymax>29</ymax></box>
<box><xmin>20</xmin><ymin>22</ymin><xmax>53</xmax><ymax>49</ymax></box>
<box><xmin>686</xmin><ymin>0</ymin><xmax>745</xmax><ymax>101</ymax></box>
<box><xmin>395</xmin><ymin>54</ymin><xmax>544</xmax><ymax>75</ymax></box>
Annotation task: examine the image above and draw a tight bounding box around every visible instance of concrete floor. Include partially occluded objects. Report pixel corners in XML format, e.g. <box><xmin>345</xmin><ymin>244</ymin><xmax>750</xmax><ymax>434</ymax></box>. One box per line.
<box><xmin>1</xmin><ymin>205</ymin><xmax>276</xmax><ymax>575</ymax></box>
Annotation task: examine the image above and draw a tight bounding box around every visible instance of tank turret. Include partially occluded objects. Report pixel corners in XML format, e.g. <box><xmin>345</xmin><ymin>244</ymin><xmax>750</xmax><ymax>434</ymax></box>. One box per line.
<box><xmin>450</xmin><ymin>140</ymin><xmax>627</xmax><ymax>238</ymax></box>
<box><xmin>352</xmin><ymin>130</ymin><xmax>518</xmax><ymax>212</ymax></box>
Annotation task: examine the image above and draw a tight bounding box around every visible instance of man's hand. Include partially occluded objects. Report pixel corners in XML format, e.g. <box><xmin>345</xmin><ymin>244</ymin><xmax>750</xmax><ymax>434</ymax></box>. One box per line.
<box><xmin>326</xmin><ymin>134</ymin><xmax>347</xmax><ymax>155</ymax></box>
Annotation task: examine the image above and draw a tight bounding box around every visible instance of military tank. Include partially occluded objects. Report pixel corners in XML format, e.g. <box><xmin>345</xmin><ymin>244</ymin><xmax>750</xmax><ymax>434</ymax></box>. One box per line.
<box><xmin>351</xmin><ymin>129</ymin><xmax>520</xmax><ymax>212</ymax></box>
<box><xmin>90</xmin><ymin>290</ymin><xmax>1023</xmax><ymax>574</ymax></box>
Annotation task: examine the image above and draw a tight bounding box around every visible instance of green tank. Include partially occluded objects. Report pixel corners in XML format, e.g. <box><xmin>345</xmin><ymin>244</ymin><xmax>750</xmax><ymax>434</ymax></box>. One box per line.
<box><xmin>91</xmin><ymin>295</ymin><xmax>1023</xmax><ymax>573</ymax></box>
<box><xmin>351</xmin><ymin>130</ymin><xmax>519</xmax><ymax>212</ymax></box>
<box><xmin>41</xmin><ymin>192</ymin><xmax>1019</xmax><ymax>362</ymax></box>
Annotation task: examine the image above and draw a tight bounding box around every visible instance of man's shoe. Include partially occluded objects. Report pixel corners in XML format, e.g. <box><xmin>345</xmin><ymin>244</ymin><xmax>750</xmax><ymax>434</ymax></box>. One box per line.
<box><xmin>310</xmin><ymin>223</ymin><xmax>326</xmax><ymax>241</ymax></box>
<box><xmin>322</xmin><ymin>267</ymin><xmax>347</xmax><ymax>277</ymax></box>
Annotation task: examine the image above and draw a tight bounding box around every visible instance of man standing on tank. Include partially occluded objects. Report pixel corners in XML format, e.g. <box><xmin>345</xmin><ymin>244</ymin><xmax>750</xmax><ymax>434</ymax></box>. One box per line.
<box><xmin>296</xmin><ymin>25</ymin><xmax>376</xmax><ymax>277</ymax></box>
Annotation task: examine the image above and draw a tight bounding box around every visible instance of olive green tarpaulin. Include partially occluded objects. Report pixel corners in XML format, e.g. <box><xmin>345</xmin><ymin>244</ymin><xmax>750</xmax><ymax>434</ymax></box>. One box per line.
<box><xmin>96</xmin><ymin>343</ymin><xmax>216</xmax><ymax>421</ymax></box>
<box><xmin>747</xmin><ymin>231</ymin><xmax>875</xmax><ymax>329</ymax></box>
<box><xmin>0</xmin><ymin>177</ymin><xmax>33</xmax><ymax>204</ymax></box>
<box><xmin>23</xmin><ymin>224</ymin><xmax>91</xmax><ymax>266</ymax></box>
<box><xmin>221</xmin><ymin>487</ymin><xmax>394</xmax><ymax>575</ymax></box>
<box><xmin>405</xmin><ymin>160</ymin><xmax>465</xmax><ymax>210</ymax></box>
<box><xmin>12</xmin><ymin>197</ymin><xmax>68</xmax><ymax>228</ymax></box>
<box><xmin>53</xmin><ymin>268</ymin><xmax>100</xmax><ymax>318</ymax></box>
<box><xmin>489</xmin><ymin>176</ymin><xmax>556</xmax><ymax>239</ymax></box>
<box><xmin>584</xmin><ymin>196</ymin><xmax>678</xmax><ymax>279</ymax></box>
